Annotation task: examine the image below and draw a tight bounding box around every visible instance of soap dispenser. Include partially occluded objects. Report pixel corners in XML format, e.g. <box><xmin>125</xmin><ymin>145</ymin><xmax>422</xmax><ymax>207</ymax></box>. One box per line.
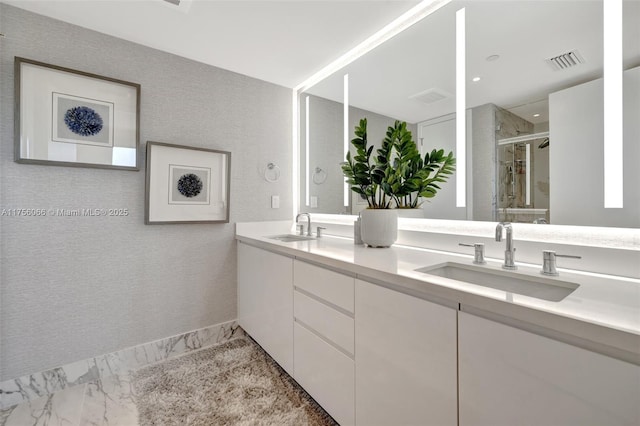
<box><xmin>354</xmin><ymin>213</ymin><xmax>363</xmax><ymax>245</ymax></box>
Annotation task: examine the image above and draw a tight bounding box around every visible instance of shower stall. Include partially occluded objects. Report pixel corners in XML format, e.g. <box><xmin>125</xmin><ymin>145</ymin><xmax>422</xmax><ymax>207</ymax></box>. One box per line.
<box><xmin>497</xmin><ymin>131</ymin><xmax>550</xmax><ymax>223</ymax></box>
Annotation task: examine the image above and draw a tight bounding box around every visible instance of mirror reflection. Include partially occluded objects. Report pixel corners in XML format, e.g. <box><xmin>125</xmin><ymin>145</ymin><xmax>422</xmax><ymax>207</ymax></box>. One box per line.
<box><xmin>299</xmin><ymin>0</ymin><xmax>639</xmax><ymax>228</ymax></box>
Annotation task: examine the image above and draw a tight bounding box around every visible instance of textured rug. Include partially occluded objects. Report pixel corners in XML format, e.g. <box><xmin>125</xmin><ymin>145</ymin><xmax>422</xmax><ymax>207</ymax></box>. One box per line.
<box><xmin>132</xmin><ymin>338</ymin><xmax>338</xmax><ymax>426</ymax></box>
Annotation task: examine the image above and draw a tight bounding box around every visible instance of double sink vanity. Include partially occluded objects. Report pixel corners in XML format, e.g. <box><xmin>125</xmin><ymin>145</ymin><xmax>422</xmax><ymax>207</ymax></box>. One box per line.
<box><xmin>236</xmin><ymin>220</ymin><xmax>640</xmax><ymax>426</ymax></box>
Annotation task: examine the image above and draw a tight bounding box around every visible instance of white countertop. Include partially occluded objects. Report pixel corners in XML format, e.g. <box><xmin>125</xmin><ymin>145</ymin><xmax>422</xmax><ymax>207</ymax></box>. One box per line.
<box><xmin>236</xmin><ymin>221</ymin><xmax>640</xmax><ymax>362</ymax></box>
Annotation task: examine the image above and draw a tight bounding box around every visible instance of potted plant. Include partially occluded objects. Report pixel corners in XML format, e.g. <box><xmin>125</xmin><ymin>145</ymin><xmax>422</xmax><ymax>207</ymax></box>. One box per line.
<box><xmin>342</xmin><ymin>118</ymin><xmax>455</xmax><ymax>247</ymax></box>
<box><xmin>341</xmin><ymin>118</ymin><xmax>396</xmax><ymax>247</ymax></box>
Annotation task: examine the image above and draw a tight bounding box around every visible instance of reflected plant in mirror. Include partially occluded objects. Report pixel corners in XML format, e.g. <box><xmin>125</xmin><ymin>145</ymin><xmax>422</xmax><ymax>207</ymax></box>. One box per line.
<box><xmin>341</xmin><ymin>118</ymin><xmax>455</xmax><ymax>209</ymax></box>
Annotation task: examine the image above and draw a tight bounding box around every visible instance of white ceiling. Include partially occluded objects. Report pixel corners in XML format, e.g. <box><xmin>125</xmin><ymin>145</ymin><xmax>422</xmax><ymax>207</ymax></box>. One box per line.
<box><xmin>2</xmin><ymin>0</ymin><xmax>421</xmax><ymax>88</ymax></box>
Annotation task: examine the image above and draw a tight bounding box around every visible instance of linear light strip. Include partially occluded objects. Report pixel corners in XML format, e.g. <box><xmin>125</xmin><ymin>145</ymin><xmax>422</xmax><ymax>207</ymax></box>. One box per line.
<box><xmin>525</xmin><ymin>143</ymin><xmax>531</xmax><ymax>206</ymax></box>
<box><xmin>294</xmin><ymin>0</ymin><xmax>452</xmax><ymax>93</ymax></box>
<box><xmin>455</xmin><ymin>7</ymin><xmax>466</xmax><ymax>208</ymax></box>
<box><xmin>292</xmin><ymin>90</ymin><xmax>299</xmax><ymax>218</ymax></box>
<box><xmin>344</xmin><ymin>74</ymin><xmax>350</xmax><ymax>207</ymax></box>
<box><xmin>604</xmin><ymin>0</ymin><xmax>623</xmax><ymax>208</ymax></box>
<box><xmin>305</xmin><ymin>96</ymin><xmax>310</xmax><ymax>207</ymax></box>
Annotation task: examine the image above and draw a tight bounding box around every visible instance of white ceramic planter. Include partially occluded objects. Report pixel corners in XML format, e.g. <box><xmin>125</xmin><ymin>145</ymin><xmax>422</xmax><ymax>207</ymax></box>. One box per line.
<box><xmin>360</xmin><ymin>209</ymin><xmax>398</xmax><ymax>247</ymax></box>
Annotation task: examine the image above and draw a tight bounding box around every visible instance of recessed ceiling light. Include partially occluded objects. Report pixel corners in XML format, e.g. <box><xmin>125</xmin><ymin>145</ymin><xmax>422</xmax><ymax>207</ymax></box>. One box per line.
<box><xmin>533</xmin><ymin>113</ymin><xmax>541</xmax><ymax>117</ymax></box>
<box><xmin>472</xmin><ymin>76</ymin><xmax>481</xmax><ymax>82</ymax></box>
<box><xmin>486</xmin><ymin>54</ymin><xmax>500</xmax><ymax>62</ymax></box>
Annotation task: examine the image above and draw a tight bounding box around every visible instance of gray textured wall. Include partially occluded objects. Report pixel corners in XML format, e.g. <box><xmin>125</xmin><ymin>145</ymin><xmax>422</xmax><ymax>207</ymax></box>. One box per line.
<box><xmin>0</xmin><ymin>4</ymin><xmax>292</xmax><ymax>380</ymax></box>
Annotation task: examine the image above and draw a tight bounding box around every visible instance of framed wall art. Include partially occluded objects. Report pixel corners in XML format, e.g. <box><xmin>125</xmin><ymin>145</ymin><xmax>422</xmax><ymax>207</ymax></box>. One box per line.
<box><xmin>14</xmin><ymin>57</ymin><xmax>140</xmax><ymax>170</ymax></box>
<box><xmin>145</xmin><ymin>142</ymin><xmax>231</xmax><ymax>224</ymax></box>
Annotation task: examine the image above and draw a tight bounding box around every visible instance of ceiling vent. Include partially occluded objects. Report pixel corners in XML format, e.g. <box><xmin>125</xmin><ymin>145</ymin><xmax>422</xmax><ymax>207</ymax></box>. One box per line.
<box><xmin>545</xmin><ymin>50</ymin><xmax>585</xmax><ymax>71</ymax></box>
<box><xmin>409</xmin><ymin>88</ymin><xmax>451</xmax><ymax>104</ymax></box>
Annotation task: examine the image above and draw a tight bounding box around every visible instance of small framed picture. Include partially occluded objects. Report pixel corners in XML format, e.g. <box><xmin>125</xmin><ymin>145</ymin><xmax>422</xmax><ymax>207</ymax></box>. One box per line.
<box><xmin>145</xmin><ymin>141</ymin><xmax>231</xmax><ymax>224</ymax></box>
<box><xmin>14</xmin><ymin>57</ymin><xmax>140</xmax><ymax>170</ymax></box>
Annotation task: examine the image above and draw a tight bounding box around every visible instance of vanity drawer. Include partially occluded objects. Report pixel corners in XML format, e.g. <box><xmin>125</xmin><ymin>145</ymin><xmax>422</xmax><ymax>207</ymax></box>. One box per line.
<box><xmin>294</xmin><ymin>322</ymin><xmax>355</xmax><ymax>426</ymax></box>
<box><xmin>294</xmin><ymin>290</ymin><xmax>354</xmax><ymax>354</ymax></box>
<box><xmin>294</xmin><ymin>260</ymin><xmax>354</xmax><ymax>313</ymax></box>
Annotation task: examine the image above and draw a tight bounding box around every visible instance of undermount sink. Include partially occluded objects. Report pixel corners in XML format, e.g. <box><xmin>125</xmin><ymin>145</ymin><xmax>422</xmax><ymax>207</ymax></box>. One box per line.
<box><xmin>416</xmin><ymin>262</ymin><xmax>579</xmax><ymax>302</ymax></box>
<box><xmin>268</xmin><ymin>234</ymin><xmax>316</xmax><ymax>242</ymax></box>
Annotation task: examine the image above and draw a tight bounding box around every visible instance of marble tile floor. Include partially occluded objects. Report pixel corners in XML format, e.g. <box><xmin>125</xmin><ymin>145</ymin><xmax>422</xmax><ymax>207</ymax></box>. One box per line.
<box><xmin>0</xmin><ymin>322</ymin><xmax>249</xmax><ymax>425</ymax></box>
<box><xmin>0</xmin><ymin>372</ymin><xmax>138</xmax><ymax>426</ymax></box>
<box><xmin>0</xmin><ymin>321</ymin><xmax>243</xmax><ymax>411</ymax></box>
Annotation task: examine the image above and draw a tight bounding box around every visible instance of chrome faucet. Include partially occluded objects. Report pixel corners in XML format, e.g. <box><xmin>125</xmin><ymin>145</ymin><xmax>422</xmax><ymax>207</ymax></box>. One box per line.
<box><xmin>296</xmin><ymin>213</ymin><xmax>312</xmax><ymax>236</ymax></box>
<box><xmin>495</xmin><ymin>222</ymin><xmax>517</xmax><ymax>270</ymax></box>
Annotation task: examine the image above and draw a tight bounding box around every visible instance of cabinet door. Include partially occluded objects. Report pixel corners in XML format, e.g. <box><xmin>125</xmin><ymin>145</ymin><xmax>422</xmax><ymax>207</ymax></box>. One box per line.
<box><xmin>294</xmin><ymin>323</ymin><xmax>355</xmax><ymax>426</ymax></box>
<box><xmin>459</xmin><ymin>312</ymin><xmax>640</xmax><ymax>426</ymax></box>
<box><xmin>237</xmin><ymin>242</ymin><xmax>293</xmax><ymax>375</ymax></box>
<box><xmin>355</xmin><ymin>280</ymin><xmax>458</xmax><ymax>426</ymax></box>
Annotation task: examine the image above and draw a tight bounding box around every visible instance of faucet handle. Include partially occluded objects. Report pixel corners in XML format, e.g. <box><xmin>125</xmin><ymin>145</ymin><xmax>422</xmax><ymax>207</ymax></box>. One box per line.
<box><xmin>316</xmin><ymin>226</ymin><xmax>327</xmax><ymax>238</ymax></box>
<box><xmin>296</xmin><ymin>224</ymin><xmax>304</xmax><ymax>235</ymax></box>
<box><xmin>459</xmin><ymin>243</ymin><xmax>487</xmax><ymax>265</ymax></box>
<box><xmin>541</xmin><ymin>250</ymin><xmax>582</xmax><ymax>276</ymax></box>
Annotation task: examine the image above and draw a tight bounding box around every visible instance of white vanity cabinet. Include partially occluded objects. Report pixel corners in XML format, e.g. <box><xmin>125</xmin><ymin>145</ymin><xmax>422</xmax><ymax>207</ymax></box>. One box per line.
<box><xmin>293</xmin><ymin>260</ymin><xmax>355</xmax><ymax>426</ymax></box>
<box><xmin>458</xmin><ymin>312</ymin><xmax>640</xmax><ymax>426</ymax></box>
<box><xmin>237</xmin><ymin>242</ymin><xmax>293</xmax><ymax>375</ymax></box>
<box><xmin>237</xmin><ymin>236</ymin><xmax>639</xmax><ymax>426</ymax></box>
<box><xmin>355</xmin><ymin>279</ymin><xmax>458</xmax><ymax>426</ymax></box>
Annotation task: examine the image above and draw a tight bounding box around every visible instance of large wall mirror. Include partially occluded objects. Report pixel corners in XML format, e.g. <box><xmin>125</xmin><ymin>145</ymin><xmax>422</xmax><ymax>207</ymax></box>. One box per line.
<box><xmin>298</xmin><ymin>0</ymin><xmax>639</xmax><ymax>228</ymax></box>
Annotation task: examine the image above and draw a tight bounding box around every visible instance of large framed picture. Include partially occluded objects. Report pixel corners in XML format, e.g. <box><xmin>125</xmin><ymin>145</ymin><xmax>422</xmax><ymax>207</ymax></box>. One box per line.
<box><xmin>145</xmin><ymin>142</ymin><xmax>231</xmax><ymax>224</ymax></box>
<box><xmin>14</xmin><ymin>57</ymin><xmax>140</xmax><ymax>170</ymax></box>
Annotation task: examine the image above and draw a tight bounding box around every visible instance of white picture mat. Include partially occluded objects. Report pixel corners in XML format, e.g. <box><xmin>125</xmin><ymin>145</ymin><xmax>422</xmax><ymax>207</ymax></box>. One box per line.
<box><xmin>148</xmin><ymin>144</ymin><xmax>229</xmax><ymax>223</ymax></box>
<box><xmin>19</xmin><ymin>62</ymin><xmax>137</xmax><ymax>167</ymax></box>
